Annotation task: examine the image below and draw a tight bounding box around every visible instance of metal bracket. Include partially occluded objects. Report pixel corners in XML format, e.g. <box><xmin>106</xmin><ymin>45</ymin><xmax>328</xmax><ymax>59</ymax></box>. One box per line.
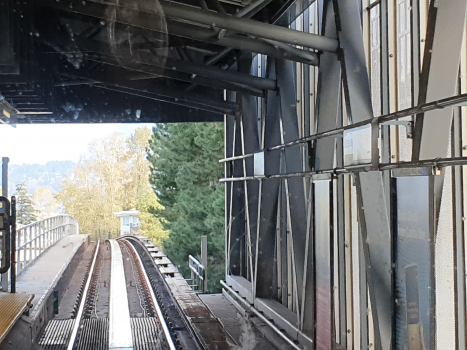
<box><xmin>380</xmin><ymin>120</ymin><xmax>413</xmax><ymax>138</ymax></box>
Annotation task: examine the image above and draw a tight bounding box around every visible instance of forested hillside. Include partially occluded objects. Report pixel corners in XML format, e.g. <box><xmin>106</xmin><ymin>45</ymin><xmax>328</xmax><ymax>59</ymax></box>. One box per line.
<box><xmin>58</xmin><ymin>128</ymin><xmax>167</xmax><ymax>242</ymax></box>
<box><xmin>8</xmin><ymin>161</ymin><xmax>75</xmax><ymax>194</ymax></box>
<box><xmin>147</xmin><ymin>123</ymin><xmax>224</xmax><ymax>292</ymax></box>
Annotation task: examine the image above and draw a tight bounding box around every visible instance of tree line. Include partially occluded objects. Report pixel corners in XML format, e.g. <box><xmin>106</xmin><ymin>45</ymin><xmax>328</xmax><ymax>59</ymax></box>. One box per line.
<box><xmin>13</xmin><ymin>124</ymin><xmax>225</xmax><ymax>292</ymax></box>
<box><xmin>148</xmin><ymin>123</ymin><xmax>224</xmax><ymax>292</ymax></box>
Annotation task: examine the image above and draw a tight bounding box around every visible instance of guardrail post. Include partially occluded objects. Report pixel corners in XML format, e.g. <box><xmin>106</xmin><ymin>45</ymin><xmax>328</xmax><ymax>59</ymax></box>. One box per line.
<box><xmin>201</xmin><ymin>235</ymin><xmax>208</xmax><ymax>292</ymax></box>
<box><xmin>1</xmin><ymin>157</ymin><xmax>9</xmax><ymax>291</ymax></box>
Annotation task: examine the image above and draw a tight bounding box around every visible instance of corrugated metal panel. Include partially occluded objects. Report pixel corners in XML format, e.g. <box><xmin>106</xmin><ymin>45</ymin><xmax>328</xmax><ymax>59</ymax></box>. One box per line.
<box><xmin>0</xmin><ymin>293</ymin><xmax>34</xmax><ymax>344</ymax></box>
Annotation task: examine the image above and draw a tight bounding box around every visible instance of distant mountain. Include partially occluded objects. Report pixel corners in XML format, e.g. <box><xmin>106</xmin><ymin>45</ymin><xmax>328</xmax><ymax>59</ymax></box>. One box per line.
<box><xmin>7</xmin><ymin>161</ymin><xmax>75</xmax><ymax>195</ymax></box>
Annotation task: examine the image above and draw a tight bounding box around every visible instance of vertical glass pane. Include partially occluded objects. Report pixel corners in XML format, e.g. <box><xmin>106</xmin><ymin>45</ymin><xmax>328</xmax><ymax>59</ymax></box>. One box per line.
<box><xmin>351</xmin><ymin>184</ymin><xmax>360</xmax><ymax>350</ymax></box>
<box><xmin>370</xmin><ymin>5</ymin><xmax>381</xmax><ymax>117</ymax></box>
<box><xmin>396</xmin><ymin>0</ymin><xmax>413</xmax><ymax>161</ymax></box>
<box><xmin>315</xmin><ymin>180</ymin><xmax>332</xmax><ymax>350</ymax></box>
<box><xmin>395</xmin><ymin>176</ymin><xmax>432</xmax><ymax>350</ymax></box>
<box><xmin>435</xmin><ymin>167</ymin><xmax>455</xmax><ymax>349</ymax></box>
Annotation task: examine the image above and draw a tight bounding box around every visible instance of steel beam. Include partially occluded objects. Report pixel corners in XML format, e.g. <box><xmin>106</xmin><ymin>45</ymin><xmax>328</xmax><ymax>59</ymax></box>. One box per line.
<box><xmin>412</xmin><ymin>0</ymin><xmax>467</xmax><ymax>160</ymax></box>
<box><xmin>79</xmin><ymin>48</ymin><xmax>275</xmax><ymax>91</ymax></box>
<box><xmin>58</xmin><ymin>68</ymin><xmax>238</xmax><ymax>113</ymax></box>
<box><xmin>160</xmin><ymin>0</ymin><xmax>338</xmax><ymax>52</ymax></box>
<box><xmin>94</xmin><ymin>85</ymin><xmax>231</xmax><ymax>115</ymax></box>
<box><xmin>334</xmin><ymin>0</ymin><xmax>373</xmax><ymax>124</ymax></box>
<box><xmin>276</xmin><ymin>58</ymin><xmax>308</xmax><ymax>319</ymax></box>
<box><xmin>313</xmin><ymin>0</ymin><xmax>341</xmax><ymax>171</ymax></box>
<box><xmin>255</xmin><ymin>58</ymin><xmax>281</xmax><ymax>299</ymax></box>
<box><xmin>37</xmin><ymin>0</ymin><xmax>319</xmax><ymax>65</ymax></box>
<box><xmin>238</xmin><ymin>55</ymin><xmax>260</xmax><ymax>286</ymax></box>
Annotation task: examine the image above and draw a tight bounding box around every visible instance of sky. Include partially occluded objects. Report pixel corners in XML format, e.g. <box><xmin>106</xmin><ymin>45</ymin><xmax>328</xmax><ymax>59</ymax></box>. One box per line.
<box><xmin>0</xmin><ymin>123</ymin><xmax>155</xmax><ymax>165</ymax></box>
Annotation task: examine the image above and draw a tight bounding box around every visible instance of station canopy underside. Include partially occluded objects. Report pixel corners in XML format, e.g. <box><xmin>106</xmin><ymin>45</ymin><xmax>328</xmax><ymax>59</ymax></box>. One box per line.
<box><xmin>0</xmin><ymin>0</ymin><xmax>319</xmax><ymax>124</ymax></box>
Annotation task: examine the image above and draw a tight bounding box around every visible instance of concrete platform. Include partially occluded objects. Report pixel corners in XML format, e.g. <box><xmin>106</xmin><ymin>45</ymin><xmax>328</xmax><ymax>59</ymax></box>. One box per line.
<box><xmin>199</xmin><ymin>293</ymin><xmax>279</xmax><ymax>350</ymax></box>
<box><xmin>0</xmin><ymin>234</ymin><xmax>89</xmax><ymax>350</ymax></box>
<box><xmin>16</xmin><ymin>234</ymin><xmax>89</xmax><ymax>316</ymax></box>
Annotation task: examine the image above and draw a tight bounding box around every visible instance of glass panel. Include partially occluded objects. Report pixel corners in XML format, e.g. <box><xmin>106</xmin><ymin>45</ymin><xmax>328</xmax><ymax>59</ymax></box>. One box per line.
<box><xmin>396</xmin><ymin>0</ymin><xmax>413</xmax><ymax>161</ymax></box>
<box><xmin>123</xmin><ymin>217</ymin><xmax>129</xmax><ymax>226</ymax></box>
<box><xmin>370</xmin><ymin>5</ymin><xmax>381</xmax><ymax>117</ymax></box>
<box><xmin>314</xmin><ymin>180</ymin><xmax>332</xmax><ymax>350</ymax></box>
<box><xmin>395</xmin><ymin>176</ymin><xmax>432</xmax><ymax>350</ymax></box>
<box><xmin>435</xmin><ymin>167</ymin><xmax>455</xmax><ymax>349</ymax></box>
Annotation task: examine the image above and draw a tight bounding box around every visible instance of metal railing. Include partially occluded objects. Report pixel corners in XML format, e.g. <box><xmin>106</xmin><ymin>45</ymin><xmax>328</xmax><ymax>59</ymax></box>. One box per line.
<box><xmin>14</xmin><ymin>215</ymin><xmax>79</xmax><ymax>275</ymax></box>
<box><xmin>188</xmin><ymin>255</ymin><xmax>206</xmax><ymax>292</ymax></box>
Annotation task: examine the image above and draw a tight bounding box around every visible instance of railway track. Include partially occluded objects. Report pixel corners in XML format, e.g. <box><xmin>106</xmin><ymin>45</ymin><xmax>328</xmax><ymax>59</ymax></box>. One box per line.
<box><xmin>38</xmin><ymin>239</ymin><xmax>188</xmax><ymax>350</ymax></box>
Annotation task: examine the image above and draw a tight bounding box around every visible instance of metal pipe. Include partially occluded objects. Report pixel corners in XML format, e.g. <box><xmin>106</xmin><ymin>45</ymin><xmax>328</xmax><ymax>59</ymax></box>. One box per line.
<box><xmin>235</xmin><ymin>0</ymin><xmax>273</xmax><ymax>18</ymax></box>
<box><xmin>261</xmin><ymin>38</ymin><xmax>317</xmax><ymax>63</ymax></box>
<box><xmin>219</xmin><ymin>92</ymin><xmax>467</xmax><ymax>162</ymax></box>
<box><xmin>84</xmin><ymin>50</ymin><xmax>276</xmax><ymax>91</ymax></box>
<box><xmin>39</xmin><ymin>0</ymin><xmax>318</xmax><ymax>65</ymax></box>
<box><xmin>10</xmin><ymin>196</ymin><xmax>16</xmax><ymax>293</ymax></box>
<box><xmin>159</xmin><ymin>0</ymin><xmax>338</xmax><ymax>52</ymax></box>
<box><xmin>219</xmin><ymin>155</ymin><xmax>467</xmax><ymax>183</ymax></box>
<box><xmin>220</xmin><ymin>280</ymin><xmax>302</xmax><ymax>350</ymax></box>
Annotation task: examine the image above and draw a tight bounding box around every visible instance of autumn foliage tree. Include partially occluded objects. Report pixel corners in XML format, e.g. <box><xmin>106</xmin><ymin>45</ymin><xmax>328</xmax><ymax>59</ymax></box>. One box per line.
<box><xmin>32</xmin><ymin>187</ymin><xmax>58</xmax><ymax>220</ymax></box>
<box><xmin>58</xmin><ymin>127</ymin><xmax>164</xmax><ymax>240</ymax></box>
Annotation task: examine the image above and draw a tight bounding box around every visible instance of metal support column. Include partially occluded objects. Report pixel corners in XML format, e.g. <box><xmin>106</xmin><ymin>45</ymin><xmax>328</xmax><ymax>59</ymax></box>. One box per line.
<box><xmin>1</xmin><ymin>157</ymin><xmax>8</xmax><ymax>292</ymax></box>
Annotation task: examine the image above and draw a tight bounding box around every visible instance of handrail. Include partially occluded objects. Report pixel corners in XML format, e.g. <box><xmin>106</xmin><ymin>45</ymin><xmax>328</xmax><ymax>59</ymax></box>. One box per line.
<box><xmin>14</xmin><ymin>215</ymin><xmax>79</xmax><ymax>276</ymax></box>
<box><xmin>188</xmin><ymin>255</ymin><xmax>205</xmax><ymax>292</ymax></box>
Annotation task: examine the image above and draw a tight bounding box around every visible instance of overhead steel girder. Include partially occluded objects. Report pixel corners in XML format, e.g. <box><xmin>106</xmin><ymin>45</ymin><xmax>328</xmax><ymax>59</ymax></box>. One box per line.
<box><xmin>94</xmin><ymin>84</ymin><xmax>230</xmax><ymax>115</ymax></box>
<box><xmin>84</xmin><ymin>50</ymin><xmax>264</xmax><ymax>97</ymax></box>
<box><xmin>131</xmin><ymin>15</ymin><xmax>318</xmax><ymax>65</ymax></box>
<box><xmin>165</xmin><ymin>21</ymin><xmax>318</xmax><ymax>65</ymax></box>
<box><xmin>36</xmin><ymin>0</ymin><xmax>324</xmax><ymax>63</ymax></box>
<box><xmin>58</xmin><ymin>68</ymin><xmax>239</xmax><ymax>113</ymax></box>
<box><xmin>70</xmin><ymin>31</ymin><xmax>276</xmax><ymax>91</ymax></box>
<box><xmin>159</xmin><ymin>0</ymin><xmax>337</xmax><ymax>52</ymax></box>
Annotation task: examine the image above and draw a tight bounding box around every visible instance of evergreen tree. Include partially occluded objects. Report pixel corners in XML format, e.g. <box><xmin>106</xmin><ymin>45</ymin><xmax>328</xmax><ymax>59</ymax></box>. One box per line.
<box><xmin>147</xmin><ymin>123</ymin><xmax>225</xmax><ymax>292</ymax></box>
<box><xmin>14</xmin><ymin>182</ymin><xmax>38</xmax><ymax>225</ymax></box>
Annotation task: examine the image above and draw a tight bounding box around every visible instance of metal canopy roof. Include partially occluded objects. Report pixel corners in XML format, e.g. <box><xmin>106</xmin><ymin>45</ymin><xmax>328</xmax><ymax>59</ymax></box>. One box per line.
<box><xmin>0</xmin><ymin>0</ymin><xmax>326</xmax><ymax>124</ymax></box>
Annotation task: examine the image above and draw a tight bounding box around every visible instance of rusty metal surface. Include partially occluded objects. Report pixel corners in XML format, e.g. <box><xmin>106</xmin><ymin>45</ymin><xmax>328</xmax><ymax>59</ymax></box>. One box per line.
<box><xmin>166</xmin><ymin>278</ymin><xmax>235</xmax><ymax>349</ymax></box>
<box><xmin>0</xmin><ymin>292</ymin><xmax>34</xmax><ymax>344</ymax></box>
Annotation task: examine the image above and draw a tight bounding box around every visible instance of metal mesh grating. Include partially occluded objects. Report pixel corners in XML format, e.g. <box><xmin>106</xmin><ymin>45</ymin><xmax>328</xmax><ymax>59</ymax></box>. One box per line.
<box><xmin>131</xmin><ymin>317</ymin><xmax>164</xmax><ymax>350</ymax></box>
<box><xmin>74</xmin><ymin>318</ymin><xmax>109</xmax><ymax>350</ymax></box>
<box><xmin>38</xmin><ymin>319</ymin><xmax>74</xmax><ymax>350</ymax></box>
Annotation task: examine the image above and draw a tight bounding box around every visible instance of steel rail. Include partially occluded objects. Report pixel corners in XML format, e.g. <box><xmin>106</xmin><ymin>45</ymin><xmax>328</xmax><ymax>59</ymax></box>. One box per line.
<box><xmin>219</xmin><ymin>92</ymin><xmax>467</xmax><ymax>164</ymax></box>
<box><xmin>124</xmin><ymin>241</ymin><xmax>177</xmax><ymax>350</ymax></box>
<box><xmin>66</xmin><ymin>241</ymin><xmax>100</xmax><ymax>350</ymax></box>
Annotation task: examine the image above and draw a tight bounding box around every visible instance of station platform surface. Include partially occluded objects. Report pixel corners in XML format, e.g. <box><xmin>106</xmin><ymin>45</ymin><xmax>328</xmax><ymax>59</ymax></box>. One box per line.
<box><xmin>199</xmin><ymin>293</ymin><xmax>278</xmax><ymax>350</ymax></box>
<box><xmin>0</xmin><ymin>293</ymin><xmax>34</xmax><ymax>344</ymax></box>
<box><xmin>15</xmin><ymin>234</ymin><xmax>88</xmax><ymax>316</ymax></box>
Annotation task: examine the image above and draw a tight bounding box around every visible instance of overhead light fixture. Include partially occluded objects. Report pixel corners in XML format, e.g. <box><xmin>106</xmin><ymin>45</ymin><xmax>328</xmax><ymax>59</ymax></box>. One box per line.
<box><xmin>0</xmin><ymin>99</ymin><xmax>19</xmax><ymax>127</ymax></box>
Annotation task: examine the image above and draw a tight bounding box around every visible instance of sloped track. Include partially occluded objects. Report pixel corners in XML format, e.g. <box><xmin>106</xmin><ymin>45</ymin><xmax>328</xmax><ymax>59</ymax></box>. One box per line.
<box><xmin>38</xmin><ymin>239</ymin><xmax>181</xmax><ymax>350</ymax></box>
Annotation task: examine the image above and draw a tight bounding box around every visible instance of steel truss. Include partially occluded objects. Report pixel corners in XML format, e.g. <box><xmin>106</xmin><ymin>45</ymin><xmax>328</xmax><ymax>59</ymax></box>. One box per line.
<box><xmin>223</xmin><ymin>1</ymin><xmax>467</xmax><ymax>349</ymax></box>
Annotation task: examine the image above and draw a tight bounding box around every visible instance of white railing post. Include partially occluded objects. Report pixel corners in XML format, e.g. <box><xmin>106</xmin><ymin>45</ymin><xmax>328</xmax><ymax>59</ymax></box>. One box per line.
<box><xmin>13</xmin><ymin>215</ymin><xmax>78</xmax><ymax>277</ymax></box>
